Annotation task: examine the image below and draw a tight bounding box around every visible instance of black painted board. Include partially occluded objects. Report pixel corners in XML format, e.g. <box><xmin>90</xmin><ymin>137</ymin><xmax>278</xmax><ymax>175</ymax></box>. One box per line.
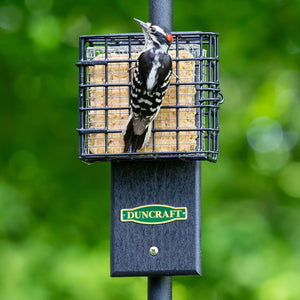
<box><xmin>110</xmin><ymin>160</ymin><xmax>201</xmax><ymax>277</ymax></box>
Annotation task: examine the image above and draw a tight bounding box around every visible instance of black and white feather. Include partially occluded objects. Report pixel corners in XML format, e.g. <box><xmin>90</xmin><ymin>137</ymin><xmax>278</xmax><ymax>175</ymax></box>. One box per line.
<box><xmin>123</xmin><ymin>18</ymin><xmax>173</xmax><ymax>152</ymax></box>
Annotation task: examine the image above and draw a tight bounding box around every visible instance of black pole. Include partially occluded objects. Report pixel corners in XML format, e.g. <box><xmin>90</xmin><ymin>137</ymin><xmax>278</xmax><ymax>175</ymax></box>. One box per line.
<box><xmin>108</xmin><ymin>0</ymin><xmax>201</xmax><ymax>297</ymax></box>
<box><xmin>149</xmin><ymin>0</ymin><xmax>173</xmax><ymax>31</ymax></box>
<box><xmin>148</xmin><ymin>0</ymin><xmax>173</xmax><ymax>299</ymax></box>
<box><xmin>148</xmin><ymin>277</ymin><xmax>172</xmax><ymax>300</ymax></box>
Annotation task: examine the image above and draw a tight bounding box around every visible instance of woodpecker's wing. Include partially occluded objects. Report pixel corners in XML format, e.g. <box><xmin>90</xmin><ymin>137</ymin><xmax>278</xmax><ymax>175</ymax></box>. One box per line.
<box><xmin>138</xmin><ymin>50</ymin><xmax>172</xmax><ymax>93</ymax></box>
<box><xmin>131</xmin><ymin>50</ymin><xmax>172</xmax><ymax>119</ymax></box>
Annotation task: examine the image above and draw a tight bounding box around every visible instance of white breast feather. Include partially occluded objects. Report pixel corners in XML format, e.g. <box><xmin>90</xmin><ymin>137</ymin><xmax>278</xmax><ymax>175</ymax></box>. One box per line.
<box><xmin>146</xmin><ymin>56</ymin><xmax>160</xmax><ymax>91</ymax></box>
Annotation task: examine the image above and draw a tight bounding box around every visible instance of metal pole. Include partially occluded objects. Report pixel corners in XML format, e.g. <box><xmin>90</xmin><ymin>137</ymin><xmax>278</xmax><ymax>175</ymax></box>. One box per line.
<box><xmin>148</xmin><ymin>277</ymin><xmax>172</xmax><ymax>300</ymax></box>
<box><xmin>148</xmin><ymin>0</ymin><xmax>173</xmax><ymax>299</ymax></box>
<box><xmin>149</xmin><ymin>0</ymin><xmax>173</xmax><ymax>31</ymax></box>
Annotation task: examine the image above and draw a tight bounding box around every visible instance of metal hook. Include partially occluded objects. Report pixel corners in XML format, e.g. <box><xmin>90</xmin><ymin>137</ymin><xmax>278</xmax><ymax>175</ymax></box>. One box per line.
<box><xmin>218</xmin><ymin>92</ymin><xmax>225</xmax><ymax>104</ymax></box>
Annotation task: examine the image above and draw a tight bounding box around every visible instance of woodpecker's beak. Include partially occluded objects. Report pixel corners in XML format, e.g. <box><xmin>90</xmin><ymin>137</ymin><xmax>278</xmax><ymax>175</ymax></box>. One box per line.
<box><xmin>134</xmin><ymin>18</ymin><xmax>150</xmax><ymax>31</ymax></box>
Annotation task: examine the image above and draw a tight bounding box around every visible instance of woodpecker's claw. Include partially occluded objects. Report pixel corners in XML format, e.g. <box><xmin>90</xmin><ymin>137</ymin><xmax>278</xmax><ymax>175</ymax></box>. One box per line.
<box><xmin>128</xmin><ymin>66</ymin><xmax>136</xmax><ymax>71</ymax></box>
<box><xmin>172</xmin><ymin>71</ymin><xmax>180</xmax><ymax>81</ymax></box>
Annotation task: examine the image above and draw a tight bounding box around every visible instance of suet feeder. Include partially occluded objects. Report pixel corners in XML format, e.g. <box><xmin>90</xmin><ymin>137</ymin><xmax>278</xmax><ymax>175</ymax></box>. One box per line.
<box><xmin>76</xmin><ymin>0</ymin><xmax>224</xmax><ymax>298</ymax></box>
<box><xmin>77</xmin><ymin>32</ymin><xmax>223</xmax><ymax>162</ymax></box>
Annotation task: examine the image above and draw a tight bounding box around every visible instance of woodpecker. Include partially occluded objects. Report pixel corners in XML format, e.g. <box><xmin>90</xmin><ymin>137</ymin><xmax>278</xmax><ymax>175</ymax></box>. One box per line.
<box><xmin>123</xmin><ymin>18</ymin><xmax>173</xmax><ymax>152</ymax></box>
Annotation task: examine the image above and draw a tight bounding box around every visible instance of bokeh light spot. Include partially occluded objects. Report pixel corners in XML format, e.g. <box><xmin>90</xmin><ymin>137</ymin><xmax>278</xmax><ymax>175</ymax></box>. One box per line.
<box><xmin>28</xmin><ymin>15</ymin><xmax>61</xmax><ymax>49</ymax></box>
<box><xmin>247</xmin><ymin>116</ymin><xmax>283</xmax><ymax>153</ymax></box>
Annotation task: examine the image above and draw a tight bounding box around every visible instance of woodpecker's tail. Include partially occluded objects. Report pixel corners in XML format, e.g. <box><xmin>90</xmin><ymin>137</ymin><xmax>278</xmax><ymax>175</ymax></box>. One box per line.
<box><xmin>123</xmin><ymin>115</ymin><xmax>152</xmax><ymax>152</ymax></box>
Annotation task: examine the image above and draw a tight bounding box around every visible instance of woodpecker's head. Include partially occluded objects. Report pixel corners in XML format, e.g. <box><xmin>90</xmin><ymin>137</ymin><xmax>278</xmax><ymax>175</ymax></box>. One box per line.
<box><xmin>134</xmin><ymin>18</ymin><xmax>173</xmax><ymax>52</ymax></box>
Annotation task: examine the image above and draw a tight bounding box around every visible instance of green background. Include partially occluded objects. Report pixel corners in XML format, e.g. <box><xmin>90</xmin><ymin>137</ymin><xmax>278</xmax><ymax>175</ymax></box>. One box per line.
<box><xmin>1</xmin><ymin>0</ymin><xmax>300</xmax><ymax>299</ymax></box>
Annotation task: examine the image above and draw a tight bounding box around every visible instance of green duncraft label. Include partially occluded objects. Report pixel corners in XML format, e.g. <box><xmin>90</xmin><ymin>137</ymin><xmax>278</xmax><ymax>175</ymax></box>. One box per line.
<box><xmin>120</xmin><ymin>205</ymin><xmax>187</xmax><ymax>225</ymax></box>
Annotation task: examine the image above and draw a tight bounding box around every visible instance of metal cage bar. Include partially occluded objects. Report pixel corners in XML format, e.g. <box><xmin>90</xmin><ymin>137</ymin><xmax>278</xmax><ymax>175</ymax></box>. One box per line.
<box><xmin>77</xmin><ymin>32</ymin><xmax>223</xmax><ymax>162</ymax></box>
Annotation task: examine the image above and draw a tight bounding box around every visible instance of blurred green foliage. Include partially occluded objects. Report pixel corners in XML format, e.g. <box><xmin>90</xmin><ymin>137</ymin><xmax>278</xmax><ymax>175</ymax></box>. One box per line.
<box><xmin>0</xmin><ymin>0</ymin><xmax>300</xmax><ymax>299</ymax></box>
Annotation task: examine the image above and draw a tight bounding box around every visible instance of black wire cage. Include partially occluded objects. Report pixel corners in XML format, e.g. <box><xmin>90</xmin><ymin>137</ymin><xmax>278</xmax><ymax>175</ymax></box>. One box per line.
<box><xmin>77</xmin><ymin>32</ymin><xmax>224</xmax><ymax>162</ymax></box>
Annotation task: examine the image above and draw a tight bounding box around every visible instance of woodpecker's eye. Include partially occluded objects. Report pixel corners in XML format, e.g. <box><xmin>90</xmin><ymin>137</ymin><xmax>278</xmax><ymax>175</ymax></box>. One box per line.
<box><xmin>150</xmin><ymin>27</ymin><xmax>156</xmax><ymax>34</ymax></box>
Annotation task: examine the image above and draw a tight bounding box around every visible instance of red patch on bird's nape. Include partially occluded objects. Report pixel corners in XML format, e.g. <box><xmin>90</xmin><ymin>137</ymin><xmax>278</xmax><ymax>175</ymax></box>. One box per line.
<box><xmin>166</xmin><ymin>34</ymin><xmax>174</xmax><ymax>42</ymax></box>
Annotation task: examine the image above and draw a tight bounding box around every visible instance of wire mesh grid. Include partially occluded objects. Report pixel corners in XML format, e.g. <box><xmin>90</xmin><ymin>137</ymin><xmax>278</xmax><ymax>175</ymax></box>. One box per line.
<box><xmin>77</xmin><ymin>32</ymin><xmax>224</xmax><ymax>162</ymax></box>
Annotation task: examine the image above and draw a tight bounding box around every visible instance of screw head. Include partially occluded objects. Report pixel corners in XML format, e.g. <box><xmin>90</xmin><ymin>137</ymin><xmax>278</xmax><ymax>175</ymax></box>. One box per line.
<box><xmin>149</xmin><ymin>246</ymin><xmax>159</xmax><ymax>256</ymax></box>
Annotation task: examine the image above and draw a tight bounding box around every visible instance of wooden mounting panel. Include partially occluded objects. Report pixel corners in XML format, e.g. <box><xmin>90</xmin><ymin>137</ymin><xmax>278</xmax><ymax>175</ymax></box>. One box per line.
<box><xmin>110</xmin><ymin>160</ymin><xmax>201</xmax><ymax>277</ymax></box>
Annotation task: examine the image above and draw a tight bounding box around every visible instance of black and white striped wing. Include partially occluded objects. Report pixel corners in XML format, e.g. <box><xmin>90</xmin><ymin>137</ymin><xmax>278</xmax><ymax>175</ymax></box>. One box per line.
<box><xmin>131</xmin><ymin>50</ymin><xmax>172</xmax><ymax>121</ymax></box>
